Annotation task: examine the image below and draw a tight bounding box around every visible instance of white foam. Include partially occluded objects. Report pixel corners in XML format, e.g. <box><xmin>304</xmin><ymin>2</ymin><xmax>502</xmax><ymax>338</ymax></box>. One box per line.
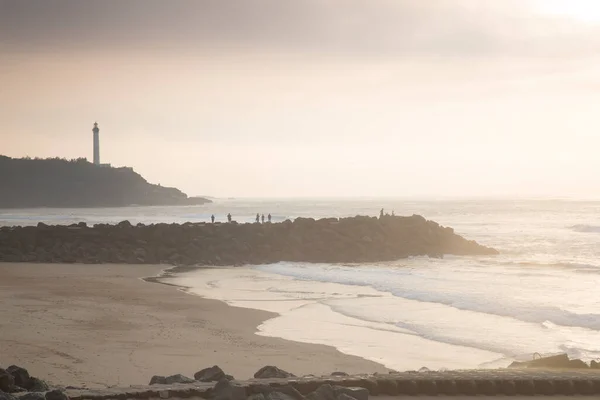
<box><xmin>166</xmin><ymin>261</ymin><xmax>600</xmax><ymax>369</ymax></box>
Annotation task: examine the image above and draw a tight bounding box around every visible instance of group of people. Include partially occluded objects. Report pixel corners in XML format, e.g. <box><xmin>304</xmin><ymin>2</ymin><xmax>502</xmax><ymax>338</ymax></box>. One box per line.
<box><xmin>379</xmin><ymin>208</ymin><xmax>395</xmax><ymax>218</ymax></box>
<box><xmin>255</xmin><ymin>213</ymin><xmax>272</xmax><ymax>223</ymax></box>
<box><xmin>209</xmin><ymin>213</ymin><xmax>272</xmax><ymax>224</ymax></box>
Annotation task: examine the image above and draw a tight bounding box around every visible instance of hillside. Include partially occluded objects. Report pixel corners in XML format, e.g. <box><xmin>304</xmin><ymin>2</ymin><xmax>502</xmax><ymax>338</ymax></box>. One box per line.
<box><xmin>0</xmin><ymin>155</ymin><xmax>211</xmax><ymax>208</ymax></box>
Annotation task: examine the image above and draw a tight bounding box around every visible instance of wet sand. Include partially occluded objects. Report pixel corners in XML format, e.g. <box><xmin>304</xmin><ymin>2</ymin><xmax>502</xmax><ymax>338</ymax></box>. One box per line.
<box><xmin>0</xmin><ymin>263</ymin><xmax>388</xmax><ymax>388</ymax></box>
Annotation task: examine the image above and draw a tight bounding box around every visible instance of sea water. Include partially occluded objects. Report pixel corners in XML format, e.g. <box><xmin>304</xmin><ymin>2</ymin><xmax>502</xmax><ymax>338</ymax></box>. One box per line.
<box><xmin>3</xmin><ymin>199</ymin><xmax>600</xmax><ymax>370</ymax></box>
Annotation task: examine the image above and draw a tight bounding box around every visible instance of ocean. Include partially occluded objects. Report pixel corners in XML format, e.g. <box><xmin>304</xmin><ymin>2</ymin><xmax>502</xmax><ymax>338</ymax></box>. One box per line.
<box><xmin>2</xmin><ymin>198</ymin><xmax>600</xmax><ymax>371</ymax></box>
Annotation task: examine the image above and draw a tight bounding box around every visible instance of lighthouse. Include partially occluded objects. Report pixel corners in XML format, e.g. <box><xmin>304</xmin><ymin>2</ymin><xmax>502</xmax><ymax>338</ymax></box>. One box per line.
<box><xmin>92</xmin><ymin>122</ymin><xmax>100</xmax><ymax>165</ymax></box>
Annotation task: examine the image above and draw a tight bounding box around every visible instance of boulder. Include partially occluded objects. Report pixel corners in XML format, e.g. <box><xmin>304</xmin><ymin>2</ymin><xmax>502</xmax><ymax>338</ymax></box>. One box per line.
<box><xmin>336</xmin><ymin>394</ymin><xmax>357</xmax><ymax>400</ymax></box>
<box><xmin>266</xmin><ymin>393</ymin><xmax>300</xmax><ymax>400</ymax></box>
<box><xmin>149</xmin><ymin>376</ymin><xmax>166</xmax><ymax>385</ymax></box>
<box><xmin>44</xmin><ymin>391</ymin><xmax>68</xmax><ymax>400</ymax></box>
<box><xmin>195</xmin><ymin>366</ymin><xmax>226</xmax><ymax>382</ymax></box>
<box><xmin>247</xmin><ymin>395</ymin><xmax>267</xmax><ymax>400</ymax></box>
<box><xmin>306</xmin><ymin>385</ymin><xmax>336</xmax><ymax>400</ymax></box>
<box><xmin>27</xmin><ymin>379</ymin><xmax>49</xmax><ymax>393</ymax></box>
<box><xmin>508</xmin><ymin>354</ymin><xmax>588</xmax><ymax>369</ymax></box>
<box><xmin>18</xmin><ymin>394</ymin><xmax>45</xmax><ymax>400</ymax></box>
<box><xmin>149</xmin><ymin>374</ymin><xmax>195</xmax><ymax>385</ymax></box>
<box><xmin>591</xmin><ymin>360</ymin><xmax>600</xmax><ymax>369</ymax></box>
<box><xmin>6</xmin><ymin>367</ymin><xmax>30</xmax><ymax>389</ymax></box>
<box><xmin>0</xmin><ymin>369</ymin><xmax>16</xmax><ymax>393</ymax></box>
<box><xmin>333</xmin><ymin>387</ymin><xmax>368</xmax><ymax>400</ymax></box>
<box><xmin>210</xmin><ymin>378</ymin><xmax>246</xmax><ymax>400</ymax></box>
<box><xmin>164</xmin><ymin>374</ymin><xmax>195</xmax><ymax>385</ymax></box>
<box><xmin>254</xmin><ymin>366</ymin><xmax>295</xmax><ymax>379</ymax></box>
<box><xmin>0</xmin><ymin>393</ymin><xmax>17</xmax><ymax>400</ymax></box>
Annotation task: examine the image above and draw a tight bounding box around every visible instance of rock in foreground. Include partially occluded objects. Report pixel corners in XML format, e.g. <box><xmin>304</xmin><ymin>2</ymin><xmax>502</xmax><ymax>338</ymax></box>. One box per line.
<box><xmin>0</xmin><ymin>215</ymin><xmax>498</xmax><ymax>265</ymax></box>
<box><xmin>508</xmin><ymin>353</ymin><xmax>592</xmax><ymax>370</ymax></box>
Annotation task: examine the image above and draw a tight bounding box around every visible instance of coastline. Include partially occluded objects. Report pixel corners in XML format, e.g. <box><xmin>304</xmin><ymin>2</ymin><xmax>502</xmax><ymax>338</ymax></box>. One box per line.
<box><xmin>0</xmin><ymin>262</ymin><xmax>388</xmax><ymax>389</ymax></box>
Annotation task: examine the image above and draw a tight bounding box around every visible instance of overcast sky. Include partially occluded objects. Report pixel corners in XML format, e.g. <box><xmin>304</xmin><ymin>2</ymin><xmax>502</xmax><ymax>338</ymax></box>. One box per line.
<box><xmin>2</xmin><ymin>0</ymin><xmax>600</xmax><ymax>198</ymax></box>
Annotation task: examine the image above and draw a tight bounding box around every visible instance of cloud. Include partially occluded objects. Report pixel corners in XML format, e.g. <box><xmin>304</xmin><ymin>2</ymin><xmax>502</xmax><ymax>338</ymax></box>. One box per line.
<box><xmin>1</xmin><ymin>0</ymin><xmax>599</xmax><ymax>58</ymax></box>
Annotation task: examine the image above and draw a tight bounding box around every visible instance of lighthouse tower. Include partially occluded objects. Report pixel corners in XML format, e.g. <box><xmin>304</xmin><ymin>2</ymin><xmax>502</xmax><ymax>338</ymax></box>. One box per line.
<box><xmin>92</xmin><ymin>122</ymin><xmax>100</xmax><ymax>165</ymax></box>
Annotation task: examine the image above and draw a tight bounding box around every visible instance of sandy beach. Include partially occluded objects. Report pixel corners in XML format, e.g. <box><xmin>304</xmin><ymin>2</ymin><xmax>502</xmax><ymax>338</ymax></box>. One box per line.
<box><xmin>0</xmin><ymin>263</ymin><xmax>388</xmax><ymax>389</ymax></box>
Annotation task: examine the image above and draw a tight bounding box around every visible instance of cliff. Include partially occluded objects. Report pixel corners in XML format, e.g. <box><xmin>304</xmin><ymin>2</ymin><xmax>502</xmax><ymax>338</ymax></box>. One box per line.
<box><xmin>0</xmin><ymin>215</ymin><xmax>498</xmax><ymax>265</ymax></box>
<box><xmin>0</xmin><ymin>155</ymin><xmax>210</xmax><ymax>208</ymax></box>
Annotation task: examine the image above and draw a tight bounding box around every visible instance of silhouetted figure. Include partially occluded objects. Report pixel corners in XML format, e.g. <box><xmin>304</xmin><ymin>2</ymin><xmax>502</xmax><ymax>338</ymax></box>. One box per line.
<box><xmin>211</xmin><ymin>214</ymin><xmax>215</xmax><ymax>223</ymax></box>
<box><xmin>268</xmin><ymin>214</ymin><xmax>272</xmax><ymax>223</ymax></box>
<box><xmin>261</xmin><ymin>214</ymin><xmax>265</xmax><ymax>224</ymax></box>
<box><xmin>227</xmin><ymin>213</ymin><xmax>232</xmax><ymax>223</ymax></box>
<box><xmin>392</xmin><ymin>210</ymin><xmax>395</xmax><ymax>216</ymax></box>
<box><xmin>256</xmin><ymin>213</ymin><xmax>260</xmax><ymax>223</ymax></box>
<box><xmin>380</xmin><ymin>209</ymin><xmax>384</xmax><ymax>219</ymax></box>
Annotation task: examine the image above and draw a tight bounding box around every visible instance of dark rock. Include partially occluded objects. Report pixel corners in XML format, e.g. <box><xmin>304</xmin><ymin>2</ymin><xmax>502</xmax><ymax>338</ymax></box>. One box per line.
<box><xmin>266</xmin><ymin>392</ymin><xmax>300</xmax><ymax>400</ymax></box>
<box><xmin>574</xmin><ymin>380</ymin><xmax>595</xmax><ymax>395</ymax></box>
<box><xmin>591</xmin><ymin>360</ymin><xmax>600</xmax><ymax>369</ymax></box>
<box><xmin>18</xmin><ymin>393</ymin><xmax>46</xmax><ymax>400</ymax></box>
<box><xmin>515</xmin><ymin>380</ymin><xmax>535</xmax><ymax>395</ymax></box>
<box><xmin>306</xmin><ymin>384</ymin><xmax>336</xmax><ymax>400</ymax></box>
<box><xmin>0</xmin><ymin>214</ymin><xmax>496</xmax><ymax>266</ymax></box>
<box><xmin>498</xmin><ymin>380</ymin><xmax>517</xmax><ymax>396</ymax></box>
<box><xmin>330</xmin><ymin>372</ymin><xmax>348</xmax><ymax>377</ymax></box>
<box><xmin>254</xmin><ymin>366</ymin><xmax>295</xmax><ymax>379</ymax></box>
<box><xmin>163</xmin><ymin>374</ymin><xmax>194</xmax><ymax>385</ymax></box>
<box><xmin>437</xmin><ymin>380</ymin><xmax>458</xmax><ymax>395</ymax></box>
<box><xmin>6</xmin><ymin>366</ymin><xmax>30</xmax><ymax>389</ymax></box>
<box><xmin>455</xmin><ymin>380</ymin><xmax>477</xmax><ymax>395</ymax></box>
<box><xmin>289</xmin><ymin>380</ymin><xmax>321</xmax><ymax>395</ymax></box>
<box><xmin>374</xmin><ymin>379</ymin><xmax>397</xmax><ymax>396</ymax></box>
<box><xmin>395</xmin><ymin>380</ymin><xmax>418</xmax><ymax>395</ymax></box>
<box><xmin>44</xmin><ymin>391</ymin><xmax>68</xmax><ymax>400</ymax></box>
<box><xmin>416</xmin><ymin>380</ymin><xmax>437</xmax><ymax>396</ymax></box>
<box><xmin>509</xmin><ymin>353</ymin><xmax>584</xmax><ymax>369</ymax></box>
<box><xmin>333</xmin><ymin>387</ymin><xmax>368</xmax><ymax>400</ymax></box>
<box><xmin>247</xmin><ymin>395</ymin><xmax>267</xmax><ymax>400</ymax></box>
<box><xmin>476</xmin><ymin>380</ymin><xmax>497</xmax><ymax>395</ymax></box>
<box><xmin>26</xmin><ymin>379</ymin><xmax>49</xmax><ymax>393</ymax></box>
<box><xmin>533</xmin><ymin>380</ymin><xmax>555</xmax><ymax>395</ymax></box>
<box><xmin>271</xmin><ymin>386</ymin><xmax>303</xmax><ymax>400</ymax></box>
<box><xmin>195</xmin><ymin>366</ymin><xmax>226</xmax><ymax>382</ymax></box>
<box><xmin>210</xmin><ymin>378</ymin><xmax>246</xmax><ymax>400</ymax></box>
<box><xmin>149</xmin><ymin>376</ymin><xmax>166</xmax><ymax>385</ymax></box>
<box><xmin>568</xmin><ymin>359</ymin><xmax>589</xmax><ymax>368</ymax></box>
<box><xmin>335</xmin><ymin>394</ymin><xmax>356</xmax><ymax>400</ymax></box>
<box><xmin>0</xmin><ymin>369</ymin><xmax>16</xmax><ymax>392</ymax></box>
<box><xmin>0</xmin><ymin>393</ymin><xmax>17</xmax><ymax>400</ymax></box>
<box><xmin>357</xmin><ymin>379</ymin><xmax>377</xmax><ymax>396</ymax></box>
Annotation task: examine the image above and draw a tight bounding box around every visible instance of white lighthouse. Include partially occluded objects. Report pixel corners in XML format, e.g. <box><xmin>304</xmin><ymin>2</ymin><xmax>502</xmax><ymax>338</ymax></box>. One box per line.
<box><xmin>92</xmin><ymin>122</ymin><xmax>100</xmax><ymax>165</ymax></box>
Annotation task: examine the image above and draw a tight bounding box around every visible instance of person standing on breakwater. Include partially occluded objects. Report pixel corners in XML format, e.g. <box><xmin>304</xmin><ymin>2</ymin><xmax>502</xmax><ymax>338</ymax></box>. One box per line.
<box><xmin>380</xmin><ymin>209</ymin><xmax>384</xmax><ymax>219</ymax></box>
<box><xmin>261</xmin><ymin>214</ymin><xmax>265</xmax><ymax>224</ymax></box>
<box><xmin>227</xmin><ymin>213</ymin><xmax>232</xmax><ymax>223</ymax></box>
<box><xmin>268</xmin><ymin>214</ymin><xmax>272</xmax><ymax>223</ymax></box>
<box><xmin>256</xmin><ymin>213</ymin><xmax>260</xmax><ymax>223</ymax></box>
<box><xmin>211</xmin><ymin>214</ymin><xmax>215</xmax><ymax>223</ymax></box>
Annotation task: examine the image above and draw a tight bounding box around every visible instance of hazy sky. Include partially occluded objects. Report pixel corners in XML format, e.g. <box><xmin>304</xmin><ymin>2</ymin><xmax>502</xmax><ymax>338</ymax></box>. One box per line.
<box><xmin>2</xmin><ymin>0</ymin><xmax>600</xmax><ymax>198</ymax></box>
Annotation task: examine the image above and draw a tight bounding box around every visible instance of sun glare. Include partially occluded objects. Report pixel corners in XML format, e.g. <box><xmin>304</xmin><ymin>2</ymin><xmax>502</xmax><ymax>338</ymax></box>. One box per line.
<box><xmin>536</xmin><ymin>0</ymin><xmax>600</xmax><ymax>23</ymax></box>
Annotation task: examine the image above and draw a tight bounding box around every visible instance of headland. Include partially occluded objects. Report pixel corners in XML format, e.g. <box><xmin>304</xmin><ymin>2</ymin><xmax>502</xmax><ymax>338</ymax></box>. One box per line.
<box><xmin>0</xmin><ymin>155</ymin><xmax>210</xmax><ymax>208</ymax></box>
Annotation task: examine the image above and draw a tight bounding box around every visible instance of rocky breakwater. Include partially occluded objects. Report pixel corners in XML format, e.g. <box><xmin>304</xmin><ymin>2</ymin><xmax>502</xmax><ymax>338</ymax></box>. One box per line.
<box><xmin>0</xmin><ymin>215</ymin><xmax>498</xmax><ymax>266</ymax></box>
